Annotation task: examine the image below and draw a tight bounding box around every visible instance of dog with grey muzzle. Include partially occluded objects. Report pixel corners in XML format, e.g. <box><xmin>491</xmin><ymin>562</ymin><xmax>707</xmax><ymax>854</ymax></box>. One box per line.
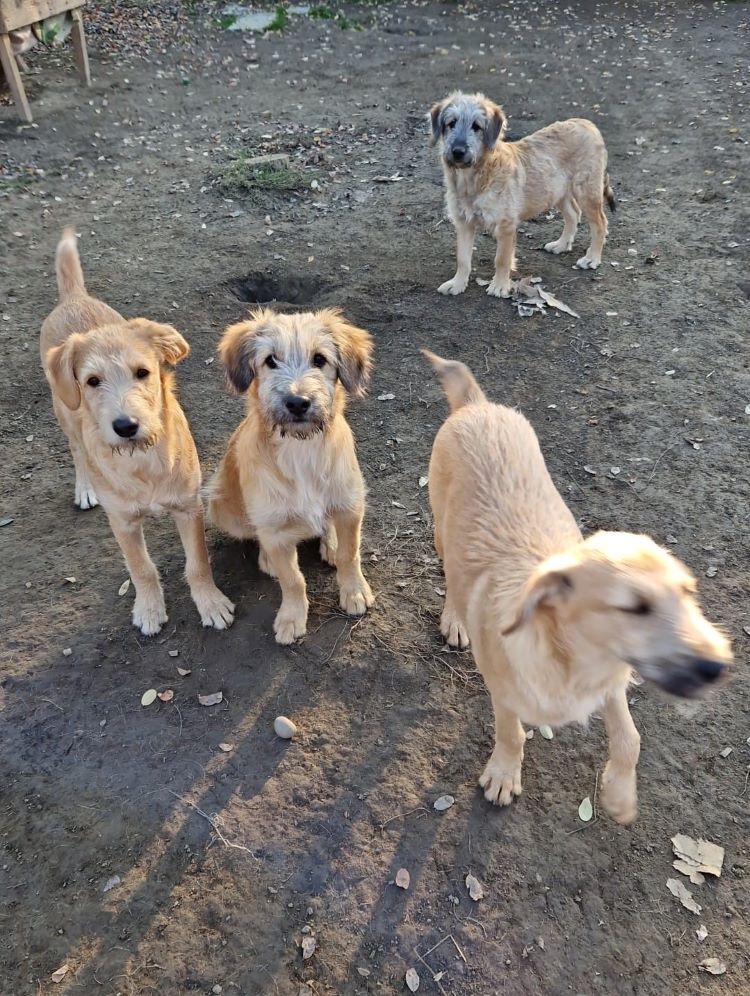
<box><xmin>430</xmin><ymin>91</ymin><xmax>616</xmax><ymax>298</ymax></box>
<box><xmin>208</xmin><ymin>307</ymin><xmax>375</xmax><ymax>644</ymax></box>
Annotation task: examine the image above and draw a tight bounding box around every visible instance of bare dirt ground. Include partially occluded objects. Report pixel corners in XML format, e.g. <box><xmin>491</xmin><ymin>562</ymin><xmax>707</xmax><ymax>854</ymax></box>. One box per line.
<box><xmin>1</xmin><ymin>2</ymin><xmax>749</xmax><ymax>993</ymax></box>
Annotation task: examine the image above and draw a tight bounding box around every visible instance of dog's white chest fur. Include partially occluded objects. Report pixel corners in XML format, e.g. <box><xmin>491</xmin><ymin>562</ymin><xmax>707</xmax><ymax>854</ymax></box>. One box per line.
<box><xmin>251</xmin><ymin>435</ymin><xmax>333</xmax><ymax>537</ymax></box>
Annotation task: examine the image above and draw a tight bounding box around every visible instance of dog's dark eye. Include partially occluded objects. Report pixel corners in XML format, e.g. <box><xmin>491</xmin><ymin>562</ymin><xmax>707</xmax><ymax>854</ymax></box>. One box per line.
<box><xmin>87</xmin><ymin>376</ymin><xmax>101</xmax><ymax>387</ymax></box>
<box><xmin>265</xmin><ymin>355</ymin><xmax>278</xmax><ymax>370</ymax></box>
<box><xmin>446</xmin><ymin>120</ymin><xmax>456</xmax><ymax>130</ymax></box>
<box><xmin>621</xmin><ymin>600</ymin><xmax>652</xmax><ymax>616</ymax></box>
<box><xmin>312</xmin><ymin>353</ymin><xmax>327</xmax><ymax>369</ymax></box>
<box><xmin>472</xmin><ymin>122</ymin><xmax>483</xmax><ymax>133</ymax></box>
<box><xmin>135</xmin><ymin>368</ymin><xmax>150</xmax><ymax>379</ymax></box>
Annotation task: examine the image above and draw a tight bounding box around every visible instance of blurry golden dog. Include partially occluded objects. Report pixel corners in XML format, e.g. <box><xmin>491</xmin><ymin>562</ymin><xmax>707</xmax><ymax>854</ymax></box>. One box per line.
<box><xmin>430</xmin><ymin>91</ymin><xmax>615</xmax><ymax>298</ymax></box>
<box><xmin>208</xmin><ymin>307</ymin><xmax>375</xmax><ymax>644</ymax></box>
<box><xmin>41</xmin><ymin>228</ymin><xmax>234</xmax><ymax>635</ymax></box>
<box><xmin>424</xmin><ymin>351</ymin><xmax>732</xmax><ymax>824</ymax></box>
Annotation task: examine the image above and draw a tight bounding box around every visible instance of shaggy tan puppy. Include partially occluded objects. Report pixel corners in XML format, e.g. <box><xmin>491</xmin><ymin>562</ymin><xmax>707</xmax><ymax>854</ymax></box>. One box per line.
<box><xmin>41</xmin><ymin>228</ymin><xmax>234</xmax><ymax>635</ymax></box>
<box><xmin>424</xmin><ymin>351</ymin><xmax>732</xmax><ymax>824</ymax></box>
<box><xmin>208</xmin><ymin>307</ymin><xmax>375</xmax><ymax>644</ymax></box>
<box><xmin>430</xmin><ymin>91</ymin><xmax>615</xmax><ymax>298</ymax></box>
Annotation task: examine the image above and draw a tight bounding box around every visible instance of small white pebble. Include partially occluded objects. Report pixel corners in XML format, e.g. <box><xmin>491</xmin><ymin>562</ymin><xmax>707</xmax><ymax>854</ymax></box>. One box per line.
<box><xmin>274</xmin><ymin>715</ymin><xmax>297</xmax><ymax>739</ymax></box>
<box><xmin>719</xmin><ymin>747</ymin><xmax>733</xmax><ymax>758</ymax></box>
<box><xmin>62</xmin><ymin>648</ymin><xmax>73</xmax><ymax>657</ymax></box>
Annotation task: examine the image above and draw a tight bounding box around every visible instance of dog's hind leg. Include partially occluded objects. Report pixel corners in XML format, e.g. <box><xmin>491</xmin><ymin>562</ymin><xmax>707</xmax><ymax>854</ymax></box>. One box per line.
<box><xmin>108</xmin><ymin>511</ymin><xmax>167</xmax><ymax>635</ymax></box>
<box><xmin>575</xmin><ymin>195</ymin><xmax>608</xmax><ymax>270</ymax></box>
<box><xmin>258</xmin><ymin>532</ymin><xmax>309</xmax><ymax>644</ymax></box>
<box><xmin>331</xmin><ymin>506</ymin><xmax>374</xmax><ymax>617</ymax></box>
<box><xmin>319</xmin><ymin>520</ymin><xmax>338</xmax><ymax>567</ymax></box>
<box><xmin>71</xmin><ymin>438</ymin><xmax>98</xmax><ymax>510</ymax></box>
<box><xmin>544</xmin><ymin>197</ymin><xmax>580</xmax><ymax>254</ymax></box>
<box><xmin>599</xmin><ymin>686</ymin><xmax>641</xmax><ymax>824</ymax></box>
<box><xmin>173</xmin><ymin>503</ymin><xmax>235</xmax><ymax>630</ymax></box>
<box><xmin>438</xmin><ymin>219</ymin><xmax>475</xmax><ymax>296</ymax></box>
<box><xmin>478</xmin><ymin>677</ymin><xmax>525</xmax><ymax>806</ymax></box>
<box><xmin>440</xmin><ymin>590</ymin><xmax>469</xmax><ymax>649</ymax></box>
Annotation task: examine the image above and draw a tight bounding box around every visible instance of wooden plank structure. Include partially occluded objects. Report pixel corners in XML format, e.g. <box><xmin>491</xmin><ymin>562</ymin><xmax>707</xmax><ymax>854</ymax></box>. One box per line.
<box><xmin>0</xmin><ymin>0</ymin><xmax>90</xmax><ymax>122</ymax></box>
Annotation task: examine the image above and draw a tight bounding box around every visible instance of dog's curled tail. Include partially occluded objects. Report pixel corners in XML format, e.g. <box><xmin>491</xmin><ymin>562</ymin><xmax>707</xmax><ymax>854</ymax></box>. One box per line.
<box><xmin>421</xmin><ymin>349</ymin><xmax>486</xmax><ymax>413</ymax></box>
<box><xmin>604</xmin><ymin>172</ymin><xmax>616</xmax><ymax>213</ymax></box>
<box><xmin>55</xmin><ymin>226</ymin><xmax>86</xmax><ymax>299</ymax></box>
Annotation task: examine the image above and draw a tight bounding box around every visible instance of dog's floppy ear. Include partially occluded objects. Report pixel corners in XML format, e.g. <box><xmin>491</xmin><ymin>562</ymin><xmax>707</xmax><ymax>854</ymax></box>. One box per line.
<box><xmin>45</xmin><ymin>335</ymin><xmax>84</xmax><ymax>411</ymax></box>
<box><xmin>502</xmin><ymin>555</ymin><xmax>577</xmax><ymax>635</ymax></box>
<box><xmin>484</xmin><ymin>100</ymin><xmax>508</xmax><ymax>148</ymax></box>
<box><xmin>129</xmin><ymin>319</ymin><xmax>190</xmax><ymax>365</ymax></box>
<box><xmin>320</xmin><ymin>308</ymin><xmax>373</xmax><ymax>398</ymax></box>
<box><xmin>218</xmin><ymin>315</ymin><xmax>268</xmax><ymax>394</ymax></box>
<box><xmin>428</xmin><ymin>99</ymin><xmax>447</xmax><ymax>146</ymax></box>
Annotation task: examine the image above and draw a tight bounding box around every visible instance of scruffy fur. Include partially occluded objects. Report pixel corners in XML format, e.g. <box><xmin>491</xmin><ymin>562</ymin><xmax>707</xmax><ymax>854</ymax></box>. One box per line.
<box><xmin>424</xmin><ymin>351</ymin><xmax>732</xmax><ymax>824</ymax></box>
<box><xmin>41</xmin><ymin>228</ymin><xmax>234</xmax><ymax>635</ymax></box>
<box><xmin>430</xmin><ymin>91</ymin><xmax>615</xmax><ymax>298</ymax></box>
<box><xmin>208</xmin><ymin>307</ymin><xmax>375</xmax><ymax>644</ymax></box>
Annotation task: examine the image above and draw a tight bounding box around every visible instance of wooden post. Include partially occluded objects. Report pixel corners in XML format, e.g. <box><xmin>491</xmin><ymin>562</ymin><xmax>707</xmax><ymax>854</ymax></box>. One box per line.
<box><xmin>69</xmin><ymin>6</ymin><xmax>89</xmax><ymax>86</ymax></box>
<box><xmin>0</xmin><ymin>31</ymin><xmax>33</xmax><ymax>122</ymax></box>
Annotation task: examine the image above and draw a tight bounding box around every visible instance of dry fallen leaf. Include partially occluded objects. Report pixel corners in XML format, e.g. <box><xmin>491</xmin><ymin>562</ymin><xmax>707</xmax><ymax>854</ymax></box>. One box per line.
<box><xmin>465</xmin><ymin>872</ymin><xmax>485</xmax><ymax>901</ymax></box>
<box><xmin>699</xmin><ymin>958</ymin><xmax>727</xmax><ymax>976</ymax></box>
<box><xmin>301</xmin><ymin>935</ymin><xmax>316</xmax><ymax>960</ymax></box>
<box><xmin>696</xmin><ymin>924</ymin><xmax>708</xmax><ymax>942</ymax></box>
<box><xmin>674</xmin><ymin>859</ymin><xmax>705</xmax><ymax>885</ymax></box>
<box><xmin>218</xmin><ymin>742</ymin><xmax>234</xmax><ymax>753</ymax></box>
<box><xmin>537</xmin><ymin>287</ymin><xmax>580</xmax><ymax>318</ymax></box>
<box><xmin>118</xmin><ymin>578</ymin><xmax>131</xmax><ymax>596</ymax></box>
<box><xmin>578</xmin><ymin>796</ymin><xmax>593</xmax><ymax>822</ymax></box>
<box><xmin>405</xmin><ymin>967</ymin><xmax>420</xmax><ymax>992</ymax></box>
<box><xmin>667</xmin><ymin>877</ymin><xmax>702</xmax><ymax>915</ymax></box>
<box><xmin>418</xmin><ymin>476</ymin><xmax>428</xmax><ymax>488</ymax></box>
<box><xmin>141</xmin><ymin>689</ymin><xmax>157</xmax><ymax>707</ymax></box>
<box><xmin>51</xmin><ymin>964</ymin><xmax>69</xmax><ymax>984</ymax></box>
<box><xmin>177</xmin><ymin>667</ymin><xmax>192</xmax><ymax>677</ymax></box>
<box><xmin>433</xmin><ymin>794</ymin><xmax>455</xmax><ymax>812</ymax></box>
<box><xmin>395</xmin><ymin>867</ymin><xmax>410</xmax><ymax>890</ymax></box>
<box><xmin>102</xmin><ymin>874</ymin><xmax>121</xmax><ymax>893</ymax></box>
<box><xmin>64</xmin><ymin>576</ymin><xmax>76</xmax><ymax>584</ymax></box>
<box><xmin>672</xmin><ymin>834</ymin><xmax>724</xmax><ymax>879</ymax></box>
<box><xmin>539</xmin><ymin>725</ymin><xmax>554</xmax><ymax>740</ymax></box>
<box><xmin>198</xmin><ymin>691</ymin><xmax>223</xmax><ymax>707</ymax></box>
<box><xmin>158</xmin><ymin>690</ymin><xmax>174</xmax><ymax>702</ymax></box>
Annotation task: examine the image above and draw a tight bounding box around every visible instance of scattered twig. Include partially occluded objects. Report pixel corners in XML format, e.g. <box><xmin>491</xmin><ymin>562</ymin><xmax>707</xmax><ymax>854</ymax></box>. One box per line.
<box><xmin>167</xmin><ymin>790</ymin><xmax>254</xmax><ymax>855</ymax></box>
<box><xmin>379</xmin><ymin>805</ymin><xmax>429</xmax><ymax>830</ymax></box>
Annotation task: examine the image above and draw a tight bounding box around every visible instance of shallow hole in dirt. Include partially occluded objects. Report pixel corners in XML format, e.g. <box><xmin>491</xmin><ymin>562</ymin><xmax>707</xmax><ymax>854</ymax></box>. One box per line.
<box><xmin>228</xmin><ymin>271</ymin><xmax>325</xmax><ymax>305</ymax></box>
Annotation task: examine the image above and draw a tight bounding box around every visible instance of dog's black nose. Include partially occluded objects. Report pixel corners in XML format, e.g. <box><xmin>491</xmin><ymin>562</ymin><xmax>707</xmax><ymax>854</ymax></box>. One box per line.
<box><xmin>112</xmin><ymin>416</ymin><xmax>139</xmax><ymax>439</ymax></box>
<box><xmin>452</xmin><ymin>146</ymin><xmax>467</xmax><ymax>161</ymax></box>
<box><xmin>284</xmin><ymin>394</ymin><xmax>311</xmax><ymax>418</ymax></box>
<box><xmin>693</xmin><ymin>658</ymin><xmax>725</xmax><ymax>683</ymax></box>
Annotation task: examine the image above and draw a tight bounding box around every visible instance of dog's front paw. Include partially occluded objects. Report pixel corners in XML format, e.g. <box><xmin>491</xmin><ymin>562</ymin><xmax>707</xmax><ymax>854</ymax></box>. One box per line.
<box><xmin>600</xmin><ymin>761</ymin><xmax>638</xmax><ymax>825</ymax></box>
<box><xmin>438</xmin><ymin>276</ymin><xmax>469</xmax><ymax>296</ymax></box>
<box><xmin>75</xmin><ymin>480</ymin><xmax>99</xmax><ymax>510</ymax></box>
<box><xmin>193</xmin><ymin>584</ymin><xmax>235</xmax><ymax>630</ymax></box>
<box><xmin>486</xmin><ymin>276</ymin><xmax>512</xmax><ymax>298</ymax></box>
<box><xmin>575</xmin><ymin>255</ymin><xmax>600</xmax><ymax>270</ymax></box>
<box><xmin>440</xmin><ymin>605</ymin><xmax>469</xmax><ymax>649</ymax></box>
<box><xmin>339</xmin><ymin>575</ymin><xmax>374</xmax><ymax>617</ymax></box>
<box><xmin>133</xmin><ymin>594</ymin><xmax>168</xmax><ymax>636</ymax></box>
<box><xmin>274</xmin><ymin>602</ymin><xmax>307</xmax><ymax>645</ymax></box>
<box><xmin>479</xmin><ymin>754</ymin><xmax>523</xmax><ymax>806</ymax></box>
<box><xmin>544</xmin><ymin>239</ymin><xmax>572</xmax><ymax>255</ymax></box>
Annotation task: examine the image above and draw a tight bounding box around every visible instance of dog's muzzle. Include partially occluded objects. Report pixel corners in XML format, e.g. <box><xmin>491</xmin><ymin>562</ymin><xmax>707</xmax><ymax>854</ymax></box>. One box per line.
<box><xmin>637</xmin><ymin>655</ymin><xmax>727</xmax><ymax>699</ymax></box>
<box><xmin>446</xmin><ymin>145</ymin><xmax>472</xmax><ymax>168</ymax></box>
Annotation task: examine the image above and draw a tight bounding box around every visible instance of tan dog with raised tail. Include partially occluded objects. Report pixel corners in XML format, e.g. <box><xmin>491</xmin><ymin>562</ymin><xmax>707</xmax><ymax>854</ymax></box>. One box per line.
<box><xmin>41</xmin><ymin>228</ymin><xmax>234</xmax><ymax>635</ymax></box>
<box><xmin>424</xmin><ymin>350</ymin><xmax>731</xmax><ymax>824</ymax></box>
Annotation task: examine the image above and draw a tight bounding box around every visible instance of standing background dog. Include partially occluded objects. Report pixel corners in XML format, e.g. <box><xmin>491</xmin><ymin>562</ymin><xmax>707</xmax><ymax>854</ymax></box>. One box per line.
<box><xmin>424</xmin><ymin>350</ymin><xmax>731</xmax><ymax>824</ymax></box>
<box><xmin>430</xmin><ymin>91</ymin><xmax>616</xmax><ymax>298</ymax></box>
<box><xmin>41</xmin><ymin>228</ymin><xmax>235</xmax><ymax>635</ymax></box>
<box><xmin>209</xmin><ymin>307</ymin><xmax>375</xmax><ymax>644</ymax></box>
